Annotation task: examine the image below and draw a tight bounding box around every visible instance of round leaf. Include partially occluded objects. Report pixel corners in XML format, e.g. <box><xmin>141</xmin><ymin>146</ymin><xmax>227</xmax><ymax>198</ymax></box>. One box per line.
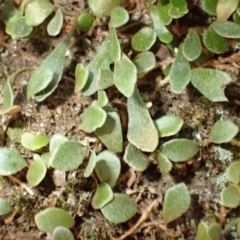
<box><xmin>191</xmin><ymin>68</ymin><xmax>231</xmax><ymax>102</ymax></box>
<box><xmin>113</xmin><ymin>54</ymin><xmax>137</xmax><ymax>97</ymax></box>
<box><xmin>101</xmin><ymin>193</ymin><xmax>137</xmax><ymax>224</ymax></box>
<box><xmin>163</xmin><ymin>183</ymin><xmax>191</xmax><ymax>224</ymax></box>
<box><xmin>131</xmin><ymin>27</ymin><xmax>157</xmax><ymax>52</ymax></box>
<box><xmin>77</xmin><ymin>12</ymin><xmax>95</xmax><ymax>32</ymax></box>
<box><xmin>84</xmin><ymin>151</ymin><xmax>96</xmax><ymax>178</ymax></box>
<box><xmin>92</xmin><ymin>182</ymin><xmax>113</xmax><ymax>209</ymax></box>
<box><xmin>95</xmin><ymin>150</ymin><xmax>121</xmax><ymax>187</ymax></box>
<box><xmin>209</xmin><ymin>120</ymin><xmax>239</xmax><ymax>144</ymax></box>
<box><xmin>34</xmin><ymin>208</ymin><xmax>75</xmax><ymax>233</ymax></box>
<box><xmin>203</xmin><ymin>26</ymin><xmax>229</xmax><ymax>54</ymax></box>
<box><xmin>161</xmin><ymin>139</ymin><xmax>199</xmax><ymax>162</ymax></box>
<box><xmin>51</xmin><ymin>141</ymin><xmax>87</xmax><ymax>171</ymax></box>
<box><xmin>0</xmin><ymin>148</ymin><xmax>27</xmax><ymax>176</ymax></box>
<box><xmin>123</xmin><ymin>143</ymin><xmax>148</xmax><ymax>171</ymax></box>
<box><xmin>154</xmin><ymin>115</ymin><xmax>183</xmax><ymax>137</ymax></box>
<box><xmin>0</xmin><ymin>198</ymin><xmax>12</xmax><ymax>216</ymax></box>
<box><xmin>79</xmin><ymin>105</ymin><xmax>107</xmax><ymax>133</ymax></box>
<box><xmin>27</xmin><ymin>159</ymin><xmax>47</xmax><ymax>187</ymax></box>
<box><xmin>207</xmin><ymin>223</ymin><xmax>223</xmax><ymax>240</ymax></box>
<box><xmin>109</xmin><ymin>7</ymin><xmax>129</xmax><ymax>28</ymax></box>
<box><xmin>226</xmin><ymin>161</ymin><xmax>240</xmax><ymax>184</ymax></box>
<box><xmin>52</xmin><ymin>226</ymin><xmax>74</xmax><ymax>240</ymax></box>
<box><xmin>220</xmin><ymin>186</ymin><xmax>240</xmax><ymax>208</ymax></box>
<box><xmin>47</xmin><ymin>9</ymin><xmax>63</xmax><ymax>36</ymax></box>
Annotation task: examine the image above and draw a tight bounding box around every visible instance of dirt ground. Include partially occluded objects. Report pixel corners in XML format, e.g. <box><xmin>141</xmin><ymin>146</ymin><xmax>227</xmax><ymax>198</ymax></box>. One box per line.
<box><xmin>1</xmin><ymin>0</ymin><xmax>240</xmax><ymax>239</ymax></box>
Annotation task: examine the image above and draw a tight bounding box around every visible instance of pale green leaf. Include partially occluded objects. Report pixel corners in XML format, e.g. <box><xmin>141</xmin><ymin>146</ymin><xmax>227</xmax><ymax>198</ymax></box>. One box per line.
<box><xmin>209</xmin><ymin>120</ymin><xmax>239</xmax><ymax>144</ymax></box>
<box><xmin>207</xmin><ymin>223</ymin><xmax>223</xmax><ymax>240</ymax></box>
<box><xmin>226</xmin><ymin>161</ymin><xmax>240</xmax><ymax>184</ymax></box>
<box><xmin>212</xmin><ymin>20</ymin><xmax>240</xmax><ymax>38</ymax></box>
<box><xmin>95</xmin><ymin>106</ymin><xmax>123</xmax><ymax>153</ymax></box>
<box><xmin>169</xmin><ymin>45</ymin><xmax>191</xmax><ymax>93</ymax></box>
<box><xmin>74</xmin><ymin>64</ymin><xmax>89</xmax><ymax>92</ymax></box>
<box><xmin>29</xmin><ymin>135</ymin><xmax>50</xmax><ymax>151</ymax></box>
<box><xmin>92</xmin><ymin>182</ymin><xmax>114</xmax><ymax>209</ymax></box>
<box><xmin>123</xmin><ymin>143</ymin><xmax>148</xmax><ymax>171</ymax></box>
<box><xmin>156</xmin><ymin>151</ymin><xmax>172</xmax><ymax>176</ymax></box>
<box><xmin>84</xmin><ymin>151</ymin><xmax>96</xmax><ymax>177</ymax></box>
<box><xmin>163</xmin><ymin>183</ymin><xmax>191</xmax><ymax>224</ymax></box>
<box><xmin>191</xmin><ymin>68</ymin><xmax>231</xmax><ymax>102</ymax></box>
<box><xmin>52</xmin><ymin>226</ymin><xmax>74</xmax><ymax>240</ymax></box>
<box><xmin>0</xmin><ymin>198</ymin><xmax>12</xmax><ymax>216</ymax></box>
<box><xmin>25</xmin><ymin>0</ymin><xmax>55</xmax><ymax>26</ymax></box>
<box><xmin>216</xmin><ymin>0</ymin><xmax>239</xmax><ymax>21</ymax></box>
<box><xmin>113</xmin><ymin>54</ymin><xmax>137</xmax><ymax>97</ymax></box>
<box><xmin>34</xmin><ymin>208</ymin><xmax>75</xmax><ymax>233</ymax></box>
<box><xmin>95</xmin><ymin>90</ymin><xmax>109</xmax><ymax>108</ymax></box>
<box><xmin>109</xmin><ymin>7</ymin><xmax>129</xmax><ymax>28</ymax></box>
<box><xmin>101</xmin><ymin>193</ymin><xmax>137</xmax><ymax>224</ymax></box>
<box><xmin>98</xmin><ymin>68</ymin><xmax>114</xmax><ymax>90</ymax></box>
<box><xmin>49</xmin><ymin>134</ymin><xmax>69</xmax><ymax>155</ymax></box>
<box><xmin>79</xmin><ymin>105</ymin><xmax>107</xmax><ymax>133</ymax></box>
<box><xmin>182</xmin><ymin>29</ymin><xmax>201</xmax><ymax>61</ymax></box>
<box><xmin>154</xmin><ymin>115</ymin><xmax>183</xmax><ymax>137</ymax></box>
<box><xmin>161</xmin><ymin>138</ymin><xmax>199</xmax><ymax>162</ymax></box>
<box><xmin>220</xmin><ymin>186</ymin><xmax>240</xmax><ymax>208</ymax></box>
<box><xmin>51</xmin><ymin>141</ymin><xmax>87</xmax><ymax>171</ymax></box>
<box><xmin>127</xmin><ymin>87</ymin><xmax>159</xmax><ymax>152</ymax></box>
<box><xmin>196</xmin><ymin>221</ymin><xmax>208</xmax><ymax>240</ymax></box>
<box><xmin>109</xmin><ymin>28</ymin><xmax>121</xmax><ymax>63</ymax></box>
<box><xmin>0</xmin><ymin>148</ymin><xmax>27</xmax><ymax>175</ymax></box>
<box><xmin>27</xmin><ymin>159</ymin><xmax>47</xmax><ymax>186</ymax></box>
<box><xmin>40</xmin><ymin>152</ymin><xmax>52</xmax><ymax>168</ymax></box>
<box><xmin>95</xmin><ymin>150</ymin><xmax>121</xmax><ymax>187</ymax></box>
<box><xmin>47</xmin><ymin>9</ymin><xmax>63</xmax><ymax>36</ymax></box>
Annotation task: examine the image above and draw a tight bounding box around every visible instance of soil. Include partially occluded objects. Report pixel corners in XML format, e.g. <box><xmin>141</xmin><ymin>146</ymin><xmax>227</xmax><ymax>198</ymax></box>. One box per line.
<box><xmin>1</xmin><ymin>0</ymin><xmax>240</xmax><ymax>240</ymax></box>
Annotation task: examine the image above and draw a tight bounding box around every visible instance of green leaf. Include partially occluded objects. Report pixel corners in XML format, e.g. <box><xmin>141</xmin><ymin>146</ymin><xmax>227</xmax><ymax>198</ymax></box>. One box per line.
<box><xmin>101</xmin><ymin>193</ymin><xmax>137</xmax><ymax>224</ymax></box>
<box><xmin>156</xmin><ymin>151</ymin><xmax>172</xmax><ymax>176</ymax></box>
<box><xmin>109</xmin><ymin>7</ymin><xmax>129</xmax><ymax>28</ymax></box>
<box><xmin>133</xmin><ymin>51</ymin><xmax>156</xmax><ymax>75</ymax></box>
<box><xmin>220</xmin><ymin>186</ymin><xmax>240</xmax><ymax>208</ymax></box>
<box><xmin>113</xmin><ymin>54</ymin><xmax>137</xmax><ymax>97</ymax></box>
<box><xmin>34</xmin><ymin>208</ymin><xmax>75</xmax><ymax>233</ymax></box>
<box><xmin>157</xmin><ymin>0</ymin><xmax>172</xmax><ymax>25</ymax></box>
<box><xmin>95</xmin><ymin>150</ymin><xmax>121</xmax><ymax>187</ymax></box>
<box><xmin>127</xmin><ymin>87</ymin><xmax>159</xmax><ymax>152</ymax></box>
<box><xmin>203</xmin><ymin>26</ymin><xmax>229</xmax><ymax>54</ymax></box>
<box><xmin>182</xmin><ymin>29</ymin><xmax>202</xmax><ymax>61</ymax></box>
<box><xmin>123</xmin><ymin>143</ymin><xmax>149</xmax><ymax>171</ymax></box>
<box><xmin>202</xmin><ymin>0</ymin><xmax>218</xmax><ymax>15</ymax></box>
<box><xmin>207</xmin><ymin>223</ymin><xmax>223</xmax><ymax>240</ymax></box>
<box><xmin>95</xmin><ymin>106</ymin><xmax>123</xmax><ymax>153</ymax></box>
<box><xmin>40</xmin><ymin>152</ymin><xmax>52</xmax><ymax>168</ymax></box>
<box><xmin>27</xmin><ymin>159</ymin><xmax>47</xmax><ymax>187</ymax></box>
<box><xmin>196</xmin><ymin>221</ymin><xmax>208</xmax><ymax>240</ymax></box>
<box><xmin>131</xmin><ymin>27</ymin><xmax>157</xmax><ymax>52</ymax></box>
<box><xmin>109</xmin><ymin>28</ymin><xmax>121</xmax><ymax>63</ymax></box>
<box><xmin>47</xmin><ymin>9</ymin><xmax>63</xmax><ymax>36</ymax></box>
<box><xmin>27</xmin><ymin>32</ymin><xmax>71</xmax><ymax>101</ymax></box>
<box><xmin>0</xmin><ymin>148</ymin><xmax>27</xmax><ymax>175</ymax></box>
<box><xmin>98</xmin><ymin>68</ymin><xmax>114</xmax><ymax>90</ymax></box>
<box><xmin>77</xmin><ymin>12</ymin><xmax>95</xmax><ymax>32</ymax></box>
<box><xmin>84</xmin><ymin>151</ymin><xmax>96</xmax><ymax>177</ymax></box>
<box><xmin>161</xmin><ymin>138</ymin><xmax>199</xmax><ymax>162</ymax></box>
<box><xmin>88</xmin><ymin>0</ymin><xmax>123</xmax><ymax>18</ymax></box>
<box><xmin>212</xmin><ymin>20</ymin><xmax>240</xmax><ymax>38</ymax></box>
<box><xmin>226</xmin><ymin>161</ymin><xmax>240</xmax><ymax>184</ymax></box>
<box><xmin>209</xmin><ymin>120</ymin><xmax>239</xmax><ymax>144</ymax></box>
<box><xmin>74</xmin><ymin>64</ymin><xmax>89</xmax><ymax>92</ymax></box>
<box><xmin>95</xmin><ymin>90</ymin><xmax>109</xmax><ymax>108</ymax></box>
<box><xmin>92</xmin><ymin>182</ymin><xmax>114</xmax><ymax>209</ymax></box>
<box><xmin>169</xmin><ymin>45</ymin><xmax>191</xmax><ymax>93</ymax></box>
<box><xmin>49</xmin><ymin>134</ymin><xmax>69</xmax><ymax>155</ymax></box>
<box><xmin>0</xmin><ymin>198</ymin><xmax>12</xmax><ymax>216</ymax></box>
<box><xmin>191</xmin><ymin>68</ymin><xmax>231</xmax><ymax>102</ymax></box>
<box><xmin>51</xmin><ymin>141</ymin><xmax>86</xmax><ymax>171</ymax></box>
<box><xmin>79</xmin><ymin>105</ymin><xmax>107</xmax><ymax>133</ymax></box>
<box><xmin>168</xmin><ymin>0</ymin><xmax>188</xmax><ymax>18</ymax></box>
<box><xmin>154</xmin><ymin>115</ymin><xmax>183</xmax><ymax>137</ymax></box>
<box><xmin>216</xmin><ymin>0</ymin><xmax>239</xmax><ymax>21</ymax></box>
<box><xmin>52</xmin><ymin>226</ymin><xmax>74</xmax><ymax>240</ymax></box>
<box><xmin>25</xmin><ymin>0</ymin><xmax>55</xmax><ymax>26</ymax></box>
<box><xmin>163</xmin><ymin>183</ymin><xmax>191</xmax><ymax>224</ymax></box>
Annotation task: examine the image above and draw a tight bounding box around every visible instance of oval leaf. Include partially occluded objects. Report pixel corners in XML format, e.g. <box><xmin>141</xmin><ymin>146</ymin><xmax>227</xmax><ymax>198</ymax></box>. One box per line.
<box><xmin>113</xmin><ymin>54</ymin><xmax>137</xmax><ymax>97</ymax></box>
<box><xmin>161</xmin><ymin>139</ymin><xmax>199</xmax><ymax>162</ymax></box>
<box><xmin>49</xmin><ymin>133</ymin><xmax>69</xmax><ymax>155</ymax></box>
<box><xmin>27</xmin><ymin>159</ymin><xmax>47</xmax><ymax>187</ymax></box>
<box><xmin>216</xmin><ymin>0</ymin><xmax>239</xmax><ymax>21</ymax></box>
<box><xmin>156</xmin><ymin>151</ymin><xmax>173</xmax><ymax>176</ymax></box>
<box><xmin>226</xmin><ymin>161</ymin><xmax>240</xmax><ymax>184</ymax></box>
<box><xmin>0</xmin><ymin>148</ymin><xmax>27</xmax><ymax>175</ymax></box>
<box><xmin>95</xmin><ymin>150</ymin><xmax>121</xmax><ymax>187</ymax></box>
<box><xmin>163</xmin><ymin>183</ymin><xmax>191</xmax><ymax>224</ymax></box>
<box><xmin>220</xmin><ymin>186</ymin><xmax>240</xmax><ymax>208</ymax></box>
<box><xmin>209</xmin><ymin>120</ymin><xmax>239</xmax><ymax>144</ymax></box>
<box><xmin>74</xmin><ymin>64</ymin><xmax>89</xmax><ymax>92</ymax></box>
<box><xmin>123</xmin><ymin>143</ymin><xmax>148</xmax><ymax>171</ymax></box>
<box><xmin>84</xmin><ymin>151</ymin><xmax>97</xmax><ymax>178</ymax></box>
<box><xmin>207</xmin><ymin>223</ymin><xmax>223</xmax><ymax>240</ymax></box>
<box><xmin>29</xmin><ymin>135</ymin><xmax>50</xmax><ymax>151</ymax></box>
<box><xmin>127</xmin><ymin>87</ymin><xmax>159</xmax><ymax>152</ymax></box>
<box><xmin>212</xmin><ymin>20</ymin><xmax>240</xmax><ymax>38</ymax></box>
<box><xmin>109</xmin><ymin>7</ymin><xmax>129</xmax><ymax>28</ymax></box>
<box><xmin>191</xmin><ymin>68</ymin><xmax>231</xmax><ymax>102</ymax></box>
<box><xmin>196</xmin><ymin>220</ymin><xmax>208</xmax><ymax>240</ymax></box>
<box><xmin>92</xmin><ymin>182</ymin><xmax>114</xmax><ymax>209</ymax></box>
<box><xmin>101</xmin><ymin>193</ymin><xmax>137</xmax><ymax>224</ymax></box>
<box><xmin>109</xmin><ymin>28</ymin><xmax>121</xmax><ymax>63</ymax></box>
<box><xmin>77</xmin><ymin>12</ymin><xmax>95</xmax><ymax>32</ymax></box>
<box><xmin>52</xmin><ymin>226</ymin><xmax>74</xmax><ymax>240</ymax></box>
<box><xmin>51</xmin><ymin>141</ymin><xmax>87</xmax><ymax>171</ymax></box>
<box><xmin>34</xmin><ymin>208</ymin><xmax>75</xmax><ymax>233</ymax></box>
<box><xmin>47</xmin><ymin>9</ymin><xmax>63</xmax><ymax>36</ymax></box>
<box><xmin>0</xmin><ymin>198</ymin><xmax>12</xmax><ymax>215</ymax></box>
